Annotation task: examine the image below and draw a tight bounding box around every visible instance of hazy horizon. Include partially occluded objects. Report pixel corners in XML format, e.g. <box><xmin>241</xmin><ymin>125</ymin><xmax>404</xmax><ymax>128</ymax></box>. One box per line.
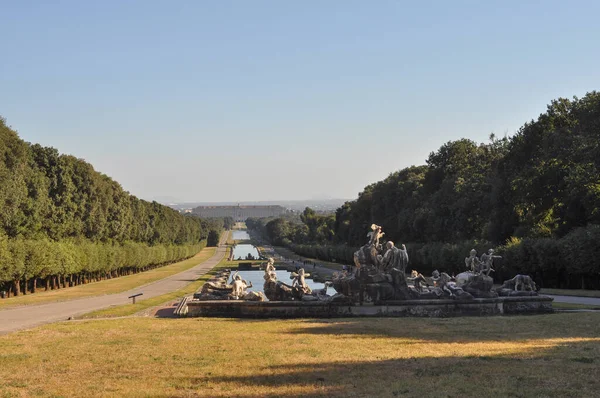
<box><xmin>2</xmin><ymin>1</ymin><xmax>599</xmax><ymax>203</ymax></box>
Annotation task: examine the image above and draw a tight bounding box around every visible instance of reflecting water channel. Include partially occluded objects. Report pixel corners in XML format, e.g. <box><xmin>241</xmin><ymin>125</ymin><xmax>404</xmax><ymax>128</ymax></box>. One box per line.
<box><xmin>232</xmin><ymin>230</ymin><xmax>250</xmax><ymax>240</ymax></box>
<box><xmin>232</xmin><ymin>230</ymin><xmax>260</xmax><ymax>259</ymax></box>
<box><xmin>232</xmin><ymin>270</ymin><xmax>326</xmax><ymax>296</ymax></box>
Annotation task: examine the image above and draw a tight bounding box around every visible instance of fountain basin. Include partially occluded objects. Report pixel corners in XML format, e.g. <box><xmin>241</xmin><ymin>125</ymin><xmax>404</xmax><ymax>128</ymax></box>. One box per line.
<box><xmin>182</xmin><ymin>295</ymin><xmax>553</xmax><ymax>318</ymax></box>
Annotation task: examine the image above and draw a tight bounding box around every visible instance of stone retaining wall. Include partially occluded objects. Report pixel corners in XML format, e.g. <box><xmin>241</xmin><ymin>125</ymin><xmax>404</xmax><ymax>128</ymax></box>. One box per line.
<box><xmin>184</xmin><ymin>296</ymin><xmax>553</xmax><ymax>318</ymax></box>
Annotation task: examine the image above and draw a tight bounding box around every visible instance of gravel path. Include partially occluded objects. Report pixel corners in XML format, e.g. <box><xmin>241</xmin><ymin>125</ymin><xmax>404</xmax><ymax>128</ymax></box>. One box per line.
<box><xmin>547</xmin><ymin>295</ymin><xmax>600</xmax><ymax>306</ymax></box>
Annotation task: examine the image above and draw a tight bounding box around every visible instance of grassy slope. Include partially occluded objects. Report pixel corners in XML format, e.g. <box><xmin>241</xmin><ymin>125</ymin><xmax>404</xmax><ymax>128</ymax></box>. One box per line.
<box><xmin>0</xmin><ymin>248</ymin><xmax>216</xmax><ymax>309</ymax></box>
<box><xmin>1</xmin><ymin>313</ymin><xmax>599</xmax><ymax>397</ymax></box>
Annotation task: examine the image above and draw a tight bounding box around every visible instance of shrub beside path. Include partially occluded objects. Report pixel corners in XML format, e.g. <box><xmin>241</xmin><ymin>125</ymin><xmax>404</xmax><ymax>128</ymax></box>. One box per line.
<box><xmin>0</xmin><ymin>234</ymin><xmax>228</xmax><ymax>335</ymax></box>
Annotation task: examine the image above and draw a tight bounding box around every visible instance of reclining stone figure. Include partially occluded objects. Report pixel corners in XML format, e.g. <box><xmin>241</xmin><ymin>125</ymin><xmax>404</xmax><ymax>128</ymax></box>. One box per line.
<box><xmin>230</xmin><ymin>271</ymin><xmax>253</xmax><ymax>299</ymax></box>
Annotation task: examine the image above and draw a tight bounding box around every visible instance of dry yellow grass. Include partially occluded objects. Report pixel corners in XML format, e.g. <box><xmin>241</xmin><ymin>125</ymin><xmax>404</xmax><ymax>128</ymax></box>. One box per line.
<box><xmin>1</xmin><ymin>313</ymin><xmax>599</xmax><ymax>397</ymax></box>
<box><xmin>0</xmin><ymin>248</ymin><xmax>216</xmax><ymax>309</ymax></box>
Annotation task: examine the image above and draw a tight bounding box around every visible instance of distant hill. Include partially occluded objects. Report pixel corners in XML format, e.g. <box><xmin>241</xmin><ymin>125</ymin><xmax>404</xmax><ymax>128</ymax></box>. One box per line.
<box><xmin>164</xmin><ymin>199</ymin><xmax>349</xmax><ymax>213</ymax></box>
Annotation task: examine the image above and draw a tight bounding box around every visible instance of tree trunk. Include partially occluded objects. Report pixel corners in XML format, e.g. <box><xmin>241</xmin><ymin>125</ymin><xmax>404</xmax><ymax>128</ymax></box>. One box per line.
<box><xmin>45</xmin><ymin>278</ymin><xmax>50</xmax><ymax>291</ymax></box>
<box><xmin>22</xmin><ymin>279</ymin><xmax>28</xmax><ymax>295</ymax></box>
<box><xmin>13</xmin><ymin>280</ymin><xmax>20</xmax><ymax>296</ymax></box>
<box><xmin>32</xmin><ymin>279</ymin><xmax>37</xmax><ymax>293</ymax></box>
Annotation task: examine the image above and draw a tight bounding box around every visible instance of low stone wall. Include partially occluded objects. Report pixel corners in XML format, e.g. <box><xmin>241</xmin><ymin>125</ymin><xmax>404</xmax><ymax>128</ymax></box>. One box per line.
<box><xmin>184</xmin><ymin>296</ymin><xmax>553</xmax><ymax>318</ymax></box>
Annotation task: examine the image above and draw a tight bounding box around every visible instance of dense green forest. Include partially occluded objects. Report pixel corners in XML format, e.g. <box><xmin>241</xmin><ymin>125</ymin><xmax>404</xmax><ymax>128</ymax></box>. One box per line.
<box><xmin>249</xmin><ymin>92</ymin><xmax>600</xmax><ymax>289</ymax></box>
<box><xmin>0</xmin><ymin>117</ymin><xmax>220</xmax><ymax>296</ymax></box>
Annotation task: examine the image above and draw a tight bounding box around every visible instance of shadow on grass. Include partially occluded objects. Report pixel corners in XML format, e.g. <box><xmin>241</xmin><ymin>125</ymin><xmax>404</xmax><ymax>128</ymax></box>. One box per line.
<box><xmin>154</xmin><ymin>307</ymin><xmax>177</xmax><ymax>318</ymax></box>
<box><xmin>280</xmin><ymin>312</ymin><xmax>600</xmax><ymax>343</ymax></box>
<box><xmin>167</xmin><ymin>338</ymin><xmax>600</xmax><ymax>398</ymax></box>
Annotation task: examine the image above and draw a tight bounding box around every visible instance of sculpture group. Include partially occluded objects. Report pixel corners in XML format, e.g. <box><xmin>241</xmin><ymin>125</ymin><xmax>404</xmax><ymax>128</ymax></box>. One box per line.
<box><xmin>332</xmin><ymin>224</ymin><xmax>539</xmax><ymax>304</ymax></box>
<box><xmin>194</xmin><ymin>269</ymin><xmax>267</xmax><ymax>301</ymax></box>
<box><xmin>195</xmin><ymin>224</ymin><xmax>538</xmax><ymax>304</ymax></box>
<box><xmin>263</xmin><ymin>258</ymin><xmax>338</xmax><ymax>302</ymax></box>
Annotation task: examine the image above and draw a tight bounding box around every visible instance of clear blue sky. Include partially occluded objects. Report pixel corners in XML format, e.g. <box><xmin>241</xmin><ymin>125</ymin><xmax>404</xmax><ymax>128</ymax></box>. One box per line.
<box><xmin>1</xmin><ymin>0</ymin><xmax>598</xmax><ymax>203</ymax></box>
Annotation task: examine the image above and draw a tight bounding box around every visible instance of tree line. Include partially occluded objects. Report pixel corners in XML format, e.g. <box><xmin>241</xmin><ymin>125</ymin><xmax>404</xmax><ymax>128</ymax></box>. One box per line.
<box><xmin>249</xmin><ymin>92</ymin><xmax>600</xmax><ymax>289</ymax></box>
<box><xmin>0</xmin><ymin>117</ymin><xmax>220</xmax><ymax>296</ymax></box>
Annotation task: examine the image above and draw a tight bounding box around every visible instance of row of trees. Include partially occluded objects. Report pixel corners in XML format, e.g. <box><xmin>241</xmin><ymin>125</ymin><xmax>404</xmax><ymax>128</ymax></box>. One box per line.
<box><xmin>0</xmin><ymin>238</ymin><xmax>205</xmax><ymax>296</ymax></box>
<box><xmin>249</xmin><ymin>92</ymin><xmax>600</xmax><ymax>289</ymax></box>
<box><xmin>0</xmin><ymin>117</ymin><xmax>218</xmax><ymax>295</ymax></box>
<box><xmin>334</xmin><ymin>93</ymin><xmax>600</xmax><ymax>246</ymax></box>
<box><xmin>1</xmin><ymin>117</ymin><xmax>209</xmax><ymax>244</ymax></box>
<box><xmin>247</xmin><ymin>209</ymin><xmax>334</xmax><ymax>246</ymax></box>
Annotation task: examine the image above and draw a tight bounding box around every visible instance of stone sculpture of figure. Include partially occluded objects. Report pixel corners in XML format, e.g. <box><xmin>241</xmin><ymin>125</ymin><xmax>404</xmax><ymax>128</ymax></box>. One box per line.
<box><xmin>264</xmin><ymin>258</ymin><xmax>276</xmax><ymax>273</ymax></box>
<box><xmin>408</xmin><ymin>270</ymin><xmax>429</xmax><ymax>293</ymax></box>
<box><xmin>263</xmin><ymin>268</ymin><xmax>280</xmax><ymax>300</ymax></box>
<box><xmin>264</xmin><ymin>269</ymin><xmax>277</xmax><ymax>282</ymax></box>
<box><xmin>465</xmin><ymin>249</ymin><xmax>481</xmax><ymax>273</ymax></box>
<box><xmin>291</xmin><ymin>268</ymin><xmax>312</xmax><ymax>295</ymax></box>
<box><xmin>230</xmin><ymin>271</ymin><xmax>252</xmax><ymax>299</ymax></box>
<box><xmin>430</xmin><ymin>272</ymin><xmax>473</xmax><ymax>299</ymax></box>
<box><xmin>479</xmin><ymin>249</ymin><xmax>501</xmax><ymax>276</ymax></box>
<box><xmin>367</xmin><ymin>223</ymin><xmax>385</xmax><ymax>247</ymax></box>
<box><xmin>353</xmin><ymin>224</ymin><xmax>384</xmax><ymax>269</ymax></box>
<box><xmin>379</xmin><ymin>241</ymin><xmax>409</xmax><ymax>273</ymax></box>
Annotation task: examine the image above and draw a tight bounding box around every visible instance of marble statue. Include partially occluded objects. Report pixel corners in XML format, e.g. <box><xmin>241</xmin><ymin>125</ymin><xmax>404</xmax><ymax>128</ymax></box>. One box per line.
<box><xmin>425</xmin><ymin>271</ymin><xmax>473</xmax><ymax>299</ymax></box>
<box><xmin>291</xmin><ymin>268</ymin><xmax>311</xmax><ymax>294</ymax></box>
<box><xmin>264</xmin><ymin>258</ymin><xmax>276</xmax><ymax>273</ymax></box>
<box><xmin>230</xmin><ymin>271</ymin><xmax>253</xmax><ymax>299</ymax></box>
<box><xmin>353</xmin><ymin>224</ymin><xmax>384</xmax><ymax>270</ymax></box>
<box><xmin>479</xmin><ymin>249</ymin><xmax>501</xmax><ymax>276</ymax></box>
<box><xmin>496</xmin><ymin>274</ymin><xmax>538</xmax><ymax>296</ymax></box>
<box><xmin>465</xmin><ymin>249</ymin><xmax>481</xmax><ymax>273</ymax></box>
<box><xmin>340</xmin><ymin>225</ymin><xmax>418</xmax><ymax>303</ymax></box>
<box><xmin>194</xmin><ymin>270</ymin><xmax>265</xmax><ymax>301</ymax></box>
<box><xmin>408</xmin><ymin>270</ymin><xmax>428</xmax><ymax>293</ymax></box>
<box><xmin>455</xmin><ymin>249</ymin><xmax>499</xmax><ymax>298</ymax></box>
<box><xmin>379</xmin><ymin>241</ymin><xmax>409</xmax><ymax>273</ymax></box>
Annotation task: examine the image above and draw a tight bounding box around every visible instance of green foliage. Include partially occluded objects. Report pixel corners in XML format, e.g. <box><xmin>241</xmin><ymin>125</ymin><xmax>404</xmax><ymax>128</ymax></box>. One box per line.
<box><xmin>246</xmin><ymin>92</ymin><xmax>600</xmax><ymax>290</ymax></box>
<box><xmin>206</xmin><ymin>230</ymin><xmax>220</xmax><ymax>247</ymax></box>
<box><xmin>0</xmin><ymin>238</ymin><xmax>205</xmax><ymax>285</ymax></box>
<box><xmin>0</xmin><ymin>117</ymin><xmax>208</xmax><ymax>295</ymax></box>
<box><xmin>222</xmin><ymin>217</ymin><xmax>235</xmax><ymax>230</ymax></box>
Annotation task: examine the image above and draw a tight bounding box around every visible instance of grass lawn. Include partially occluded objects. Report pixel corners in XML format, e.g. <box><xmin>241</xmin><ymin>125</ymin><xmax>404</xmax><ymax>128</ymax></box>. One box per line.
<box><xmin>552</xmin><ymin>302</ymin><xmax>600</xmax><ymax>310</ymax></box>
<box><xmin>1</xmin><ymin>313</ymin><xmax>599</xmax><ymax>397</ymax></box>
<box><xmin>0</xmin><ymin>248</ymin><xmax>216</xmax><ymax>309</ymax></box>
